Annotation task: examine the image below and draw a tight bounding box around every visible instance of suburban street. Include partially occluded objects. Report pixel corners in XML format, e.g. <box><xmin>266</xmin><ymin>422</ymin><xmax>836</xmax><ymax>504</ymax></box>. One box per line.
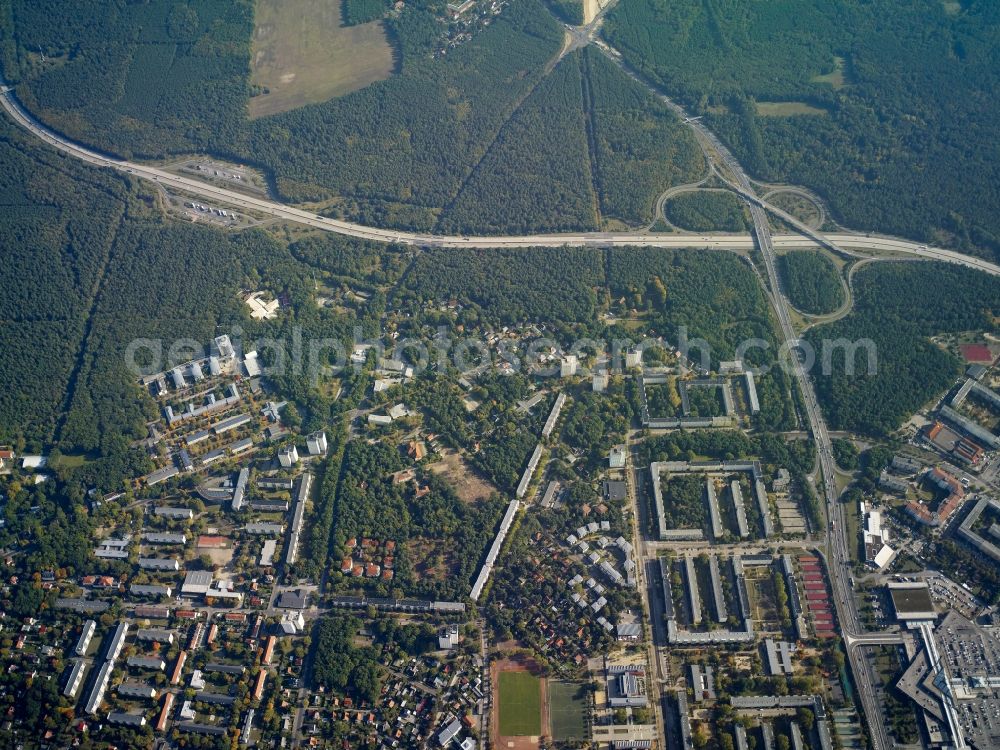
<box><xmin>4</xmin><ymin>57</ymin><xmax>997</xmax><ymax>750</ymax></box>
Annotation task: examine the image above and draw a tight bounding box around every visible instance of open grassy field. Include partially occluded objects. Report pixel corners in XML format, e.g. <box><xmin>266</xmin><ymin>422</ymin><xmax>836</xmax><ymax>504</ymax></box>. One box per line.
<box><xmin>756</xmin><ymin>101</ymin><xmax>829</xmax><ymax>117</ymax></box>
<box><xmin>548</xmin><ymin>681</ymin><xmax>588</xmax><ymax>741</ymax></box>
<box><xmin>249</xmin><ymin>0</ymin><xmax>395</xmax><ymax>119</ymax></box>
<box><xmin>499</xmin><ymin>671</ymin><xmax>542</xmax><ymax>736</ymax></box>
<box><xmin>810</xmin><ymin>56</ymin><xmax>849</xmax><ymax>89</ymax></box>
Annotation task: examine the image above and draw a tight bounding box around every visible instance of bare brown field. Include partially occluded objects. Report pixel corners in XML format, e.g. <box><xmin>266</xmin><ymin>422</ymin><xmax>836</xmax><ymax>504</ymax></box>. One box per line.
<box><xmin>429</xmin><ymin>449</ymin><xmax>498</xmax><ymax>504</ymax></box>
<box><xmin>249</xmin><ymin>0</ymin><xmax>395</xmax><ymax>119</ymax></box>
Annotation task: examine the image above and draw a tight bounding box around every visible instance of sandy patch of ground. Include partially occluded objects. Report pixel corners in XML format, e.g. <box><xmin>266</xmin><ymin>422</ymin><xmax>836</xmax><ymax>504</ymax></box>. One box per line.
<box><xmin>429</xmin><ymin>449</ymin><xmax>497</xmax><ymax>503</ymax></box>
<box><xmin>249</xmin><ymin>0</ymin><xmax>395</xmax><ymax>119</ymax></box>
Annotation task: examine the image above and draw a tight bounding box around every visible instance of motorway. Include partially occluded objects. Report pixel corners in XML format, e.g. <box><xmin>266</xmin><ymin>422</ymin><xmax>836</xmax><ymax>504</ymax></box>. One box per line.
<box><xmin>2</xmin><ymin>78</ymin><xmax>1000</xmax><ymax>281</ymax></box>
<box><xmin>744</xmin><ymin>144</ymin><xmax>894</xmax><ymax>750</ymax></box>
<box><xmin>4</xmin><ymin>61</ymin><xmax>997</xmax><ymax>750</ymax></box>
<box><xmin>599</xmin><ymin>49</ymin><xmax>897</xmax><ymax>748</ymax></box>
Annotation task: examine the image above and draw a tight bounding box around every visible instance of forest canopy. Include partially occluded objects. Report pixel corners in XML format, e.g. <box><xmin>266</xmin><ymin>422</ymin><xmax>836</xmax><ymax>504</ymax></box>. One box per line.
<box><xmin>779</xmin><ymin>250</ymin><xmax>844</xmax><ymax>315</ymax></box>
<box><xmin>806</xmin><ymin>262</ymin><xmax>1000</xmax><ymax>434</ymax></box>
<box><xmin>603</xmin><ymin>0</ymin><xmax>1000</xmax><ymax>261</ymax></box>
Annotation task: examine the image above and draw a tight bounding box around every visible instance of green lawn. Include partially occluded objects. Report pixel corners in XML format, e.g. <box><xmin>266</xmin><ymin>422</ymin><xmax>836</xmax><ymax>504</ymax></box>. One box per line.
<box><xmin>548</xmin><ymin>681</ymin><xmax>588</xmax><ymax>741</ymax></box>
<box><xmin>498</xmin><ymin>671</ymin><xmax>542</xmax><ymax>736</ymax></box>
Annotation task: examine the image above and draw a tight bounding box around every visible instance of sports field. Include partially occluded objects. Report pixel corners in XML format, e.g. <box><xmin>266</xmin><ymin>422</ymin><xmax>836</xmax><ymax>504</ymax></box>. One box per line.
<box><xmin>548</xmin><ymin>681</ymin><xmax>588</xmax><ymax>741</ymax></box>
<box><xmin>498</xmin><ymin>671</ymin><xmax>542</xmax><ymax>737</ymax></box>
<box><xmin>249</xmin><ymin>0</ymin><xmax>395</xmax><ymax>119</ymax></box>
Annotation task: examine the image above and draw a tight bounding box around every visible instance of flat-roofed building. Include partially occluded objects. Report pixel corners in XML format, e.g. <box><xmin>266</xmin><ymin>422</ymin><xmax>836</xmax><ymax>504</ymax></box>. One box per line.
<box><xmin>138</xmin><ymin>557</ymin><xmax>180</xmax><ymax>571</ymax></box>
<box><xmin>127</xmin><ymin>656</ymin><xmax>166</xmax><ymax>671</ymax></box>
<box><xmin>105</xmin><ymin>622</ymin><xmax>129</xmax><ymax>661</ymax></box>
<box><xmin>118</xmin><ymin>681</ymin><xmax>157</xmax><ymax>700</ymax></box>
<box><xmin>182</xmin><ymin>570</ymin><xmax>214</xmax><ymax>595</ymax></box>
<box><xmin>244</xmin><ymin>522</ymin><xmax>284</xmax><ymax>535</ymax></box>
<box><xmin>744</xmin><ymin>370</ymin><xmax>760</xmax><ymax>414</ymax></box>
<box><xmin>85</xmin><ymin>660</ymin><xmax>115</xmax><ymax>714</ymax></box>
<box><xmin>74</xmin><ymin>619</ymin><xmax>96</xmax><ymax>657</ymax></box>
<box><xmin>178</xmin><ymin>722</ymin><xmax>228</xmax><ymax>736</ymax></box>
<box><xmin>307</xmin><ymin>431</ymin><xmax>328</xmax><ymax>455</ymax></box>
<box><xmin>143</xmin><ymin>532</ymin><xmax>186</xmax><ymax>545</ymax></box>
<box><xmin>64</xmin><ymin>660</ymin><xmax>87</xmax><ymax>698</ymax></box>
<box><xmin>232</xmin><ymin>467</ymin><xmax>249</xmax><ymax>511</ymax></box>
<box><xmin>260</xmin><ymin>539</ymin><xmax>277</xmax><ymax>567</ymax></box>
<box><xmin>154</xmin><ymin>506</ymin><xmax>193</xmax><ymax>520</ymax></box>
<box><xmin>731</xmin><ymin>480</ymin><xmax>749</xmax><ymax>538</ymax></box>
<box><xmin>130</xmin><ymin>583</ymin><xmax>173</xmax><ymax>598</ymax></box>
<box><xmin>888</xmin><ymin>582</ymin><xmax>937</xmax><ymax>622</ymax></box>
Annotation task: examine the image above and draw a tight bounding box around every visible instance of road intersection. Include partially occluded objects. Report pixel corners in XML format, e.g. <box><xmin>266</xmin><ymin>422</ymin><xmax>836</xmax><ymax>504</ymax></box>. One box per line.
<box><xmin>1</xmin><ymin>78</ymin><xmax>998</xmax><ymax>279</ymax></box>
<box><xmin>4</xmin><ymin>59</ymin><xmax>998</xmax><ymax>750</ymax></box>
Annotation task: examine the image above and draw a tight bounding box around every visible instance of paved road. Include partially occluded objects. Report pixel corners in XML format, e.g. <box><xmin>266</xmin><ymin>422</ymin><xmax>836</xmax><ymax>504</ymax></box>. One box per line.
<box><xmin>4</xmin><ymin>59</ymin><xmax>996</xmax><ymax>750</ymax></box>
<box><xmin>622</xmin><ymin>56</ymin><xmax>897</xmax><ymax>748</ymax></box>
<box><xmin>2</xmin><ymin>78</ymin><xmax>999</xmax><ymax>282</ymax></box>
<box><xmin>624</xmin><ymin>433</ymin><xmax>668</xmax><ymax>746</ymax></box>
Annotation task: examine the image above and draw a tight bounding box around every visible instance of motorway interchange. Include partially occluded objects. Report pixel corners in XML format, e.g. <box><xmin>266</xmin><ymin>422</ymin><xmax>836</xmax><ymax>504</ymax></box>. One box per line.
<box><xmin>5</xmin><ymin>61</ymin><xmax>1000</xmax><ymax>750</ymax></box>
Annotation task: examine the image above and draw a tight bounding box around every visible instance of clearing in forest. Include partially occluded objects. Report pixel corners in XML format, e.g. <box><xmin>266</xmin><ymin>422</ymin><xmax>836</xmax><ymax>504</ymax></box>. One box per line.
<box><xmin>249</xmin><ymin>0</ymin><xmax>395</xmax><ymax>118</ymax></box>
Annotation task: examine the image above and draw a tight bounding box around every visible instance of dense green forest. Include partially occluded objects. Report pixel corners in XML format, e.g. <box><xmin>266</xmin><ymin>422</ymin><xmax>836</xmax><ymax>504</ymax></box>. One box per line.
<box><xmin>608</xmin><ymin>247</ymin><xmax>795</xmax><ymax>430</ymax></box>
<box><xmin>547</xmin><ymin>0</ymin><xmax>583</xmax><ymax>25</ymax></box>
<box><xmin>472</xmin><ymin>424</ymin><xmax>538</xmax><ymax>494</ymax></box>
<box><xmin>603</xmin><ymin>0</ymin><xmax>1000</xmax><ymax>260</ymax></box>
<box><xmin>3</xmin><ymin>0</ymin><xmax>252</xmax><ymax>158</ymax></box>
<box><xmin>805</xmin><ymin>262</ymin><xmax>1000</xmax><ymax>434</ymax></box>
<box><xmin>394</xmin><ymin>247</ymin><xmax>604</xmax><ymax>329</ymax></box>
<box><xmin>0</xmin><ymin>117</ymin><xmax>126</xmax><ymax>447</ymax></box>
<box><xmin>328</xmin><ymin>440</ymin><xmax>506</xmax><ymax>599</ymax></box>
<box><xmin>247</xmin><ymin>0</ymin><xmax>564</xmax><ymax>214</ymax></box>
<box><xmin>438</xmin><ymin>54</ymin><xmax>597</xmax><ymax>234</ymax></box>
<box><xmin>1</xmin><ymin>0</ymin><xmax>567</xmax><ymax>230</ymax></box>
<box><xmin>311</xmin><ymin>615</ymin><xmax>383</xmax><ymax>703</ymax></box>
<box><xmin>343</xmin><ymin>0</ymin><xmax>389</xmax><ymax>25</ymax></box>
<box><xmin>0</xmin><ymin>110</ymin><xmax>384</xmax><ymax>488</ymax></box>
<box><xmin>779</xmin><ymin>250</ymin><xmax>844</xmax><ymax>315</ymax></box>
<box><xmin>662</xmin><ymin>191</ymin><xmax>749</xmax><ymax>232</ymax></box>
<box><xmin>608</xmin><ymin>248</ymin><xmax>774</xmax><ymax>365</ymax></box>
<box><xmin>1</xmin><ymin>0</ymin><xmax>716</xmax><ymax>235</ymax></box>
<box><xmin>289</xmin><ymin>232</ymin><xmax>408</xmax><ymax>285</ymax></box>
<box><xmin>583</xmin><ymin>49</ymin><xmax>703</xmax><ymax>227</ymax></box>
<box><xmin>561</xmin><ymin>386</ymin><xmax>633</xmax><ymax>464</ymax></box>
<box><xmin>57</xmin><ymin>218</ymin><xmax>370</xmax><ymax>494</ymax></box>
